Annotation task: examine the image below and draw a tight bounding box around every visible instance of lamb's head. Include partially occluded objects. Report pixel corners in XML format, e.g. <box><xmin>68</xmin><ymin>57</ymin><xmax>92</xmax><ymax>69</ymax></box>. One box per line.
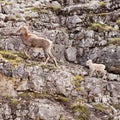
<box><xmin>16</xmin><ymin>25</ymin><xmax>29</xmax><ymax>34</ymax></box>
<box><xmin>86</xmin><ymin>59</ymin><xmax>92</xmax><ymax>66</ymax></box>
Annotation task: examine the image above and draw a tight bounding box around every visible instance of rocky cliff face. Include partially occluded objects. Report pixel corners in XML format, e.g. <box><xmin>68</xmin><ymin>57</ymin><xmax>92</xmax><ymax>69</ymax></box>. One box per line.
<box><xmin>0</xmin><ymin>0</ymin><xmax>120</xmax><ymax>120</ymax></box>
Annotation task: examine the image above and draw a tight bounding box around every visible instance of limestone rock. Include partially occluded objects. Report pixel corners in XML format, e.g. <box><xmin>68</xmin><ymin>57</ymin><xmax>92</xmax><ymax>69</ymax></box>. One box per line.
<box><xmin>65</xmin><ymin>47</ymin><xmax>77</xmax><ymax>62</ymax></box>
<box><xmin>108</xmin><ymin>73</ymin><xmax>120</xmax><ymax>81</ymax></box>
<box><xmin>0</xmin><ymin>0</ymin><xmax>119</xmax><ymax>120</ymax></box>
<box><xmin>2</xmin><ymin>5</ymin><xmax>12</xmax><ymax>14</ymax></box>
<box><xmin>28</xmin><ymin>99</ymin><xmax>75</xmax><ymax>120</ymax></box>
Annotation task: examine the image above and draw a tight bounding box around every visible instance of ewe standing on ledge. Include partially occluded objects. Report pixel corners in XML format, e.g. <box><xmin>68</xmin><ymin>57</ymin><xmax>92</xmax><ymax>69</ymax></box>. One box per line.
<box><xmin>86</xmin><ymin>59</ymin><xmax>106</xmax><ymax>78</ymax></box>
<box><xmin>17</xmin><ymin>25</ymin><xmax>58</xmax><ymax>66</ymax></box>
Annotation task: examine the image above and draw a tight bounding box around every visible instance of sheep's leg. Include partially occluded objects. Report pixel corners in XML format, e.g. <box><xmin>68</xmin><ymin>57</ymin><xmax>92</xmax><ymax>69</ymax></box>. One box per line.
<box><xmin>23</xmin><ymin>47</ymin><xmax>31</xmax><ymax>59</ymax></box>
<box><xmin>49</xmin><ymin>53</ymin><xmax>58</xmax><ymax>67</ymax></box>
<box><xmin>90</xmin><ymin>70</ymin><xmax>94</xmax><ymax>77</ymax></box>
<box><xmin>44</xmin><ymin>47</ymin><xmax>58</xmax><ymax>66</ymax></box>
<box><xmin>48</xmin><ymin>43</ymin><xmax>58</xmax><ymax>67</ymax></box>
<box><xmin>43</xmin><ymin>49</ymin><xmax>50</xmax><ymax>65</ymax></box>
<box><xmin>44</xmin><ymin>54</ymin><xmax>50</xmax><ymax>65</ymax></box>
<box><xmin>96</xmin><ymin>71</ymin><xmax>99</xmax><ymax>77</ymax></box>
<box><xmin>102</xmin><ymin>70</ymin><xmax>107</xmax><ymax>78</ymax></box>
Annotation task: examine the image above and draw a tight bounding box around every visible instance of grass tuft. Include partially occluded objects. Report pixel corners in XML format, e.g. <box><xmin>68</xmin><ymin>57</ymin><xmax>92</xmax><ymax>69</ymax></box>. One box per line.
<box><xmin>88</xmin><ymin>23</ymin><xmax>117</xmax><ymax>32</ymax></box>
<box><xmin>108</xmin><ymin>38</ymin><xmax>120</xmax><ymax>45</ymax></box>
<box><xmin>55</xmin><ymin>95</ymin><xmax>69</xmax><ymax>103</ymax></box>
<box><xmin>0</xmin><ymin>50</ymin><xmax>22</xmax><ymax>66</ymax></box>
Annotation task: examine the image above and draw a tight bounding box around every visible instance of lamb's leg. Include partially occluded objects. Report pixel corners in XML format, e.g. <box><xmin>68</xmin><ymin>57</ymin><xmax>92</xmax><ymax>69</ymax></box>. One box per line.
<box><xmin>102</xmin><ymin>70</ymin><xmax>107</xmax><ymax>78</ymax></box>
<box><xmin>96</xmin><ymin>71</ymin><xmax>99</xmax><ymax>77</ymax></box>
<box><xmin>90</xmin><ymin>70</ymin><xmax>94</xmax><ymax>77</ymax></box>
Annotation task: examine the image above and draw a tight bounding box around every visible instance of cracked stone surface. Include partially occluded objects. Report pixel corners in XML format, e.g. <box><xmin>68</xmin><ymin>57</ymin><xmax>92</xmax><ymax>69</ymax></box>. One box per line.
<box><xmin>0</xmin><ymin>0</ymin><xmax>120</xmax><ymax>120</ymax></box>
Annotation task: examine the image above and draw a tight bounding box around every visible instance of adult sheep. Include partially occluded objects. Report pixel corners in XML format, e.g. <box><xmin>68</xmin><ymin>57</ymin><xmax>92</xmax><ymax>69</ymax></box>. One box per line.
<box><xmin>17</xmin><ymin>25</ymin><xmax>58</xmax><ymax>66</ymax></box>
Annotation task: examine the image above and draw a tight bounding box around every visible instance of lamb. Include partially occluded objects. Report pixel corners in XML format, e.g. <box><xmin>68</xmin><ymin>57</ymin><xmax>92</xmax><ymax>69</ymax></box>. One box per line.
<box><xmin>16</xmin><ymin>25</ymin><xmax>58</xmax><ymax>66</ymax></box>
<box><xmin>86</xmin><ymin>59</ymin><xmax>106</xmax><ymax>77</ymax></box>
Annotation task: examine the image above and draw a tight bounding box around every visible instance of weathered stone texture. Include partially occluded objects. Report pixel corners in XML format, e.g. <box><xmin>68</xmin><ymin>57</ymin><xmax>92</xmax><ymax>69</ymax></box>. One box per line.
<box><xmin>0</xmin><ymin>0</ymin><xmax>120</xmax><ymax>120</ymax></box>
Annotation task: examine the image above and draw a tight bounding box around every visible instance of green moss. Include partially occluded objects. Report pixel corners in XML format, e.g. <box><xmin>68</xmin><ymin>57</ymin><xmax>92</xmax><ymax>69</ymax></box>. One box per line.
<box><xmin>75</xmin><ymin>87</ymin><xmax>82</xmax><ymax>91</ymax></box>
<box><xmin>0</xmin><ymin>50</ymin><xmax>22</xmax><ymax>66</ymax></box>
<box><xmin>4</xmin><ymin>94</ymin><xmax>12</xmax><ymax>99</ymax></box>
<box><xmin>5</xmin><ymin>2</ymin><xmax>13</xmax><ymax>5</ymax></box>
<box><xmin>39</xmin><ymin>9</ymin><xmax>49</xmax><ymax>14</ymax></box>
<box><xmin>88</xmin><ymin>23</ymin><xmax>116</xmax><ymax>32</ymax></box>
<box><xmin>72</xmin><ymin>75</ymin><xmax>83</xmax><ymax>81</ymax></box>
<box><xmin>29</xmin><ymin>62</ymin><xmax>41</xmax><ymax>66</ymax></box>
<box><xmin>40</xmin><ymin>63</ymin><xmax>58</xmax><ymax>70</ymax></box>
<box><xmin>15</xmin><ymin>51</ymin><xmax>28</xmax><ymax>59</ymax></box>
<box><xmin>17</xmin><ymin>0</ymin><xmax>23</xmax><ymax>3</ymax></box>
<box><xmin>93</xmin><ymin>103</ymin><xmax>112</xmax><ymax>112</ymax></box>
<box><xmin>24</xmin><ymin>6</ymin><xmax>49</xmax><ymax>14</ymax></box>
<box><xmin>11</xmin><ymin>98</ymin><xmax>18</xmax><ymax>104</ymax></box>
<box><xmin>47</xmin><ymin>4</ymin><xmax>61</xmax><ymax>11</ymax></box>
<box><xmin>59</xmin><ymin>115</ymin><xmax>65</xmax><ymax>120</ymax></box>
<box><xmin>9</xmin><ymin>98</ymin><xmax>19</xmax><ymax>109</ymax></box>
<box><xmin>98</xmin><ymin>12</ymin><xmax>107</xmax><ymax>16</ymax></box>
<box><xmin>32</xmin><ymin>7</ymin><xmax>49</xmax><ymax>14</ymax></box>
<box><xmin>19</xmin><ymin>91</ymin><xmax>33</xmax><ymax>98</ymax></box>
<box><xmin>55</xmin><ymin>95</ymin><xmax>69</xmax><ymax>103</ymax></box>
<box><xmin>0</xmin><ymin>50</ymin><xmax>17</xmax><ymax>60</ymax></box>
<box><xmin>72</xmin><ymin>99</ymin><xmax>82</xmax><ymax>109</ymax></box>
<box><xmin>72</xmin><ymin>101</ymin><xmax>89</xmax><ymax>120</ymax></box>
<box><xmin>24</xmin><ymin>7</ymin><xmax>33</xmax><ymax>11</ymax></box>
<box><xmin>72</xmin><ymin>75</ymin><xmax>83</xmax><ymax>89</ymax></box>
<box><xmin>0</xmin><ymin>1</ymin><xmax>4</xmax><ymax>4</ymax></box>
<box><xmin>33</xmin><ymin>91</ymin><xmax>51</xmax><ymax>99</ymax></box>
<box><xmin>99</xmin><ymin>1</ymin><xmax>106</xmax><ymax>6</ymax></box>
<box><xmin>19</xmin><ymin>91</ymin><xmax>51</xmax><ymax>99</ymax></box>
<box><xmin>116</xmin><ymin>19</ymin><xmax>120</xmax><ymax>25</ymax></box>
<box><xmin>113</xmin><ymin>104</ymin><xmax>120</xmax><ymax>110</ymax></box>
<box><xmin>73</xmin><ymin>103</ymin><xmax>87</xmax><ymax>113</ymax></box>
<box><xmin>108</xmin><ymin>38</ymin><xmax>120</xmax><ymax>45</ymax></box>
<box><xmin>0</xmin><ymin>1</ymin><xmax>13</xmax><ymax>5</ymax></box>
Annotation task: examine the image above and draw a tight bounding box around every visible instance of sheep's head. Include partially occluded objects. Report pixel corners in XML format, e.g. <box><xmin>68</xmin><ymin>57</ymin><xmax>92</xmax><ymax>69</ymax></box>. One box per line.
<box><xmin>16</xmin><ymin>25</ymin><xmax>29</xmax><ymax>34</ymax></box>
<box><xmin>86</xmin><ymin>59</ymin><xmax>92</xmax><ymax>66</ymax></box>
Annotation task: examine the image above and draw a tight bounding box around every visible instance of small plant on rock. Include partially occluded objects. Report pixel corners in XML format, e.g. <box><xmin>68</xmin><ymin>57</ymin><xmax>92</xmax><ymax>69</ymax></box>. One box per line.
<box><xmin>108</xmin><ymin>38</ymin><xmax>120</xmax><ymax>45</ymax></box>
<box><xmin>55</xmin><ymin>95</ymin><xmax>69</xmax><ymax>103</ymax></box>
<box><xmin>0</xmin><ymin>50</ymin><xmax>22</xmax><ymax>66</ymax></box>
<box><xmin>116</xmin><ymin>19</ymin><xmax>120</xmax><ymax>25</ymax></box>
<box><xmin>88</xmin><ymin>23</ymin><xmax>117</xmax><ymax>32</ymax></box>
<box><xmin>72</xmin><ymin>99</ymin><xmax>90</xmax><ymax>120</ymax></box>
<box><xmin>99</xmin><ymin>1</ymin><xmax>106</xmax><ymax>6</ymax></box>
<box><xmin>72</xmin><ymin>75</ymin><xmax>83</xmax><ymax>91</ymax></box>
